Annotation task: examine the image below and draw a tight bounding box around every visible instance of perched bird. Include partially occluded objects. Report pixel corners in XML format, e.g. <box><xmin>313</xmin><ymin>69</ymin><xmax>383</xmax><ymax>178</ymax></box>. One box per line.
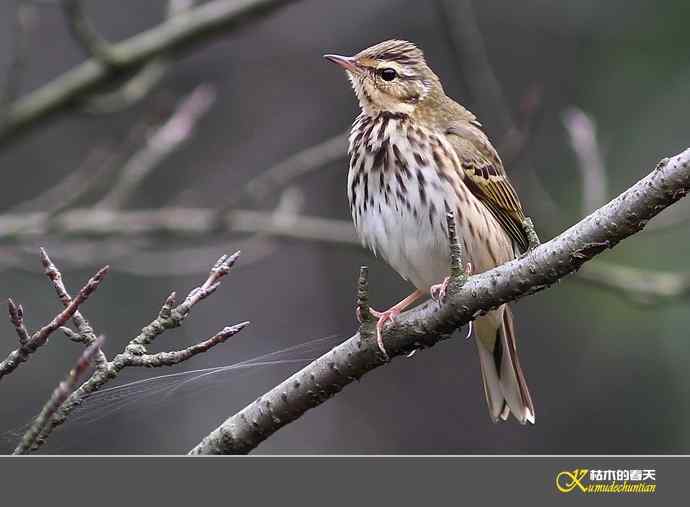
<box><xmin>324</xmin><ymin>40</ymin><xmax>535</xmax><ymax>424</ymax></box>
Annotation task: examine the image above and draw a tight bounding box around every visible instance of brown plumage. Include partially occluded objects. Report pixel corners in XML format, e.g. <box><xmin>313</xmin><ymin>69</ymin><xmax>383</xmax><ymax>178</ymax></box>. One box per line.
<box><xmin>325</xmin><ymin>40</ymin><xmax>534</xmax><ymax>424</ymax></box>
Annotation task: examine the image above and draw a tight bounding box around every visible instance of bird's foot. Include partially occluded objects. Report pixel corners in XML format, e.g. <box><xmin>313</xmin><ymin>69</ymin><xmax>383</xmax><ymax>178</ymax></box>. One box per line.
<box><xmin>430</xmin><ymin>277</ymin><xmax>450</xmax><ymax>303</ymax></box>
<box><xmin>364</xmin><ymin>307</ymin><xmax>399</xmax><ymax>359</ymax></box>
<box><xmin>431</xmin><ymin>262</ymin><xmax>472</xmax><ymax>304</ymax></box>
<box><xmin>356</xmin><ymin>289</ymin><xmax>423</xmax><ymax>360</ymax></box>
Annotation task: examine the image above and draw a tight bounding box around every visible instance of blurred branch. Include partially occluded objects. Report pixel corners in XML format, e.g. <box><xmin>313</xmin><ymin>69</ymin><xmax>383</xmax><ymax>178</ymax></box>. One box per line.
<box><xmin>575</xmin><ymin>261</ymin><xmax>690</xmax><ymax>306</ymax></box>
<box><xmin>8</xmin><ymin>145</ymin><xmax>113</xmax><ymax>215</ymax></box>
<box><xmin>562</xmin><ymin>107</ymin><xmax>608</xmax><ymax>214</ymax></box>
<box><xmin>0</xmin><ymin>207</ymin><xmax>358</xmax><ymax>244</ymax></box>
<box><xmin>191</xmin><ymin>148</ymin><xmax>690</xmax><ymax>454</ymax></box>
<box><xmin>559</xmin><ymin>106</ymin><xmax>690</xmax><ymax>303</ymax></box>
<box><xmin>435</xmin><ymin>0</ymin><xmax>542</xmax><ymax>167</ymax></box>
<box><xmin>239</xmin><ymin>131</ymin><xmax>349</xmax><ymax>205</ymax></box>
<box><xmin>0</xmin><ymin>262</ymin><xmax>108</xmax><ymax>381</ymax></box>
<box><xmin>13</xmin><ymin>335</ymin><xmax>104</xmax><ymax>454</ymax></box>
<box><xmin>80</xmin><ymin>0</ymin><xmax>195</xmax><ymax>114</ymax></box>
<box><xmin>435</xmin><ymin>0</ymin><xmax>515</xmax><ymax>135</ymax></box>
<box><xmin>61</xmin><ymin>0</ymin><xmax>120</xmax><ymax>66</ymax></box>
<box><xmin>95</xmin><ymin>83</ymin><xmax>216</xmax><ymax>209</ymax></box>
<box><xmin>25</xmin><ymin>251</ymin><xmax>249</xmax><ymax>452</ymax></box>
<box><xmin>81</xmin><ymin>59</ymin><xmax>168</xmax><ymax>114</ymax></box>
<box><xmin>0</xmin><ymin>1</ymin><xmax>35</xmax><ymax>119</ymax></box>
<box><xmin>0</xmin><ymin>0</ymin><xmax>300</xmax><ymax>148</ymax></box>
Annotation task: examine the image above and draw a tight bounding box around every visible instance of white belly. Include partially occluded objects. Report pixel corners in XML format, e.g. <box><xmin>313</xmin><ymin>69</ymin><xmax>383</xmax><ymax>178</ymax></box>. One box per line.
<box><xmin>347</xmin><ymin>113</ymin><xmax>514</xmax><ymax>291</ymax></box>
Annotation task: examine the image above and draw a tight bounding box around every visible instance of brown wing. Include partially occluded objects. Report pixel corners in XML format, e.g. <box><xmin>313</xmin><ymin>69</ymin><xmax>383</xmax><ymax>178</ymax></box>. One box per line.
<box><xmin>446</xmin><ymin>123</ymin><xmax>529</xmax><ymax>252</ymax></box>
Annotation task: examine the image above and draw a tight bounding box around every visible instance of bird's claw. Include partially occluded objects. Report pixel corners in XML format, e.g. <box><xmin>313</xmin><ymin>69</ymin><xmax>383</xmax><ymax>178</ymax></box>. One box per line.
<box><xmin>356</xmin><ymin>306</ymin><xmax>396</xmax><ymax>359</ymax></box>
<box><xmin>430</xmin><ymin>277</ymin><xmax>450</xmax><ymax>304</ymax></box>
<box><xmin>431</xmin><ymin>263</ymin><xmax>472</xmax><ymax>304</ymax></box>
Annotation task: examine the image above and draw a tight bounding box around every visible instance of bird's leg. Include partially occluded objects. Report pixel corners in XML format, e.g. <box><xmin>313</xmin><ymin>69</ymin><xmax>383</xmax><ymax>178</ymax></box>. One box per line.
<box><xmin>430</xmin><ymin>262</ymin><xmax>473</xmax><ymax>303</ymax></box>
<box><xmin>357</xmin><ymin>290</ymin><xmax>423</xmax><ymax>357</ymax></box>
<box><xmin>521</xmin><ymin>216</ymin><xmax>541</xmax><ymax>252</ymax></box>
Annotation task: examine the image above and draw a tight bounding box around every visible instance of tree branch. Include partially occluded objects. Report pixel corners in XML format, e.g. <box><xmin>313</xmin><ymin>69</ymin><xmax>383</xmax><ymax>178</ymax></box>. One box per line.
<box><xmin>61</xmin><ymin>0</ymin><xmax>120</xmax><ymax>66</ymax></box>
<box><xmin>0</xmin><ymin>207</ymin><xmax>358</xmax><ymax>244</ymax></box>
<box><xmin>575</xmin><ymin>261</ymin><xmax>690</xmax><ymax>306</ymax></box>
<box><xmin>95</xmin><ymin>83</ymin><xmax>216</xmax><ymax>209</ymax></box>
<box><xmin>0</xmin><ymin>0</ymin><xmax>299</xmax><ymax>148</ymax></box>
<box><xmin>13</xmin><ymin>335</ymin><xmax>104</xmax><ymax>454</ymax></box>
<box><xmin>0</xmin><ymin>263</ymin><xmax>108</xmax><ymax>381</ymax></box>
<box><xmin>562</xmin><ymin>107</ymin><xmax>608</xmax><ymax>214</ymax></box>
<box><xmin>189</xmin><ymin>147</ymin><xmax>690</xmax><ymax>454</ymax></box>
<box><xmin>28</xmin><ymin>251</ymin><xmax>248</xmax><ymax>452</ymax></box>
<box><xmin>1</xmin><ymin>1</ymin><xmax>35</xmax><ymax>119</ymax></box>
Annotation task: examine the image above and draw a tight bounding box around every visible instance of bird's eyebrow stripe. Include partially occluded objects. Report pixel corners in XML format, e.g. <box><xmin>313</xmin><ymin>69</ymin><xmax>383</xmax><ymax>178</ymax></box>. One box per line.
<box><xmin>374</xmin><ymin>52</ymin><xmax>416</xmax><ymax>64</ymax></box>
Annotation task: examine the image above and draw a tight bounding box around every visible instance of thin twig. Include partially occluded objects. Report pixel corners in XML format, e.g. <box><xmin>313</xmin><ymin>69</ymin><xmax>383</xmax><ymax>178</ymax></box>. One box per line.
<box><xmin>80</xmin><ymin>0</ymin><xmax>195</xmax><ymax>114</ymax></box>
<box><xmin>7</xmin><ymin>299</ymin><xmax>30</xmax><ymax>345</ymax></box>
<box><xmin>0</xmin><ymin>262</ymin><xmax>108</xmax><ymax>381</ymax></box>
<box><xmin>40</xmin><ymin>248</ymin><xmax>108</xmax><ymax>372</ymax></box>
<box><xmin>95</xmin><ymin>84</ymin><xmax>216</xmax><ymax>209</ymax></box>
<box><xmin>575</xmin><ymin>262</ymin><xmax>690</xmax><ymax>306</ymax></box>
<box><xmin>61</xmin><ymin>0</ymin><xmax>121</xmax><ymax>65</ymax></box>
<box><xmin>0</xmin><ymin>1</ymin><xmax>35</xmax><ymax>119</ymax></box>
<box><xmin>562</xmin><ymin>107</ymin><xmax>608</xmax><ymax>214</ymax></box>
<box><xmin>13</xmin><ymin>336</ymin><xmax>105</xmax><ymax>454</ymax></box>
<box><xmin>435</xmin><ymin>0</ymin><xmax>515</xmax><ymax>135</ymax></box>
<box><xmin>238</xmin><ymin>131</ymin><xmax>349</xmax><ymax>205</ymax></box>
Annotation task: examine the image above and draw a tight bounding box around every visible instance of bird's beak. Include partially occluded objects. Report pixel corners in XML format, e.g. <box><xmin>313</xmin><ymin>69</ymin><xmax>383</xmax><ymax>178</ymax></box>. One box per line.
<box><xmin>323</xmin><ymin>54</ymin><xmax>359</xmax><ymax>73</ymax></box>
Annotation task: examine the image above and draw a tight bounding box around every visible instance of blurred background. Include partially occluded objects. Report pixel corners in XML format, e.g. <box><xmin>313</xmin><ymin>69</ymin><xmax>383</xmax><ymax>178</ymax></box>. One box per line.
<box><xmin>0</xmin><ymin>0</ymin><xmax>689</xmax><ymax>454</ymax></box>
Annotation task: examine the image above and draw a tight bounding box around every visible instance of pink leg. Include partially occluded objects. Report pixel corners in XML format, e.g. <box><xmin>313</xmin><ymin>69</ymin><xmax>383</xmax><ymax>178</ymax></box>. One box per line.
<box><xmin>430</xmin><ymin>262</ymin><xmax>473</xmax><ymax>303</ymax></box>
<box><xmin>358</xmin><ymin>290</ymin><xmax>423</xmax><ymax>357</ymax></box>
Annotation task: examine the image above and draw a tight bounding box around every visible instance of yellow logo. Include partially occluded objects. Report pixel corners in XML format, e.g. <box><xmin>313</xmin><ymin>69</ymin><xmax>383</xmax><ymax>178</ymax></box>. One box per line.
<box><xmin>555</xmin><ymin>468</ymin><xmax>656</xmax><ymax>494</ymax></box>
<box><xmin>556</xmin><ymin>469</ymin><xmax>589</xmax><ymax>493</ymax></box>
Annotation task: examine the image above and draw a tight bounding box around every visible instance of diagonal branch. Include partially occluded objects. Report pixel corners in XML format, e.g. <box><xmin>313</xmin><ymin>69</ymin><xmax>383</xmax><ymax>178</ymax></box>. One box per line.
<box><xmin>0</xmin><ymin>0</ymin><xmax>300</xmax><ymax>148</ymax></box>
<box><xmin>1</xmin><ymin>1</ymin><xmax>35</xmax><ymax>119</ymax></box>
<box><xmin>61</xmin><ymin>0</ymin><xmax>120</xmax><ymax>66</ymax></box>
<box><xmin>95</xmin><ymin>83</ymin><xmax>216</xmax><ymax>209</ymax></box>
<box><xmin>189</xmin><ymin>147</ymin><xmax>690</xmax><ymax>454</ymax></box>
<box><xmin>13</xmin><ymin>335</ymin><xmax>105</xmax><ymax>455</ymax></box>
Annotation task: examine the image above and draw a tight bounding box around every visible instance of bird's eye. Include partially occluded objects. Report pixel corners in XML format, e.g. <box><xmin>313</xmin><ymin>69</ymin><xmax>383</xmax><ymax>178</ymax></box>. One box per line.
<box><xmin>379</xmin><ymin>68</ymin><xmax>397</xmax><ymax>81</ymax></box>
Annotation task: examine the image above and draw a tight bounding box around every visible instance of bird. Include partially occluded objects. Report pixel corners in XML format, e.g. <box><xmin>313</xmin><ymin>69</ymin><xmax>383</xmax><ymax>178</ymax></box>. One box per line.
<box><xmin>324</xmin><ymin>40</ymin><xmax>535</xmax><ymax>424</ymax></box>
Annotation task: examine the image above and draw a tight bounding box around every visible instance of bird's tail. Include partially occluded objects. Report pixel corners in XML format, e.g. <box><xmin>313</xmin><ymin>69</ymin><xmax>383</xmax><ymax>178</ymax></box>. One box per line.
<box><xmin>474</xmin><ymin>305</ymin><xmax>535</xmax><ymax>424</ymax></box>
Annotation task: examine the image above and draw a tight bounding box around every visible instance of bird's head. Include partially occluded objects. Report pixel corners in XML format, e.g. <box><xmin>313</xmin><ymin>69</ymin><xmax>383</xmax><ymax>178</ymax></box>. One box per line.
<box><xmin>324</xmin><ymin>40</ymin><xmax>441</xmax><ymax>117</ymax></box>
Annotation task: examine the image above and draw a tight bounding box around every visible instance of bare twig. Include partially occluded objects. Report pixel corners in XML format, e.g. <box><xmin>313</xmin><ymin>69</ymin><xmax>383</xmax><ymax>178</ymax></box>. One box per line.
<box><xmin>0</xmin><ymin>262</ymin><xmax>108</xmax><ymax>381</ymax></box>
<box><xmin>0</xmin><ymin>207</ymin><xmax>358</xmax><ymax>244</ymax></box>
<box><xmin>7</xmin><ymin>299</ymin><xmax>30</xmax><ymax>345</ymax></box>
<box><xmin>81</xmin><ymin>60</ymin><xmax>169</xmax><ymax>114</ymax></box>
<box><xmin>435</xmin><ymin>0</ymin><xmax>543</xmax><ymax>166</ymax></box>
<box><xmin>562</xmin><ymin>107</ymin><xmax>608</xmax><ymax>214</ymax></box>
<box><xmin>7</xmin><ymin>146</ymin><xmax>113</xmax><ymax>217</ymax></box>
<box><xmin>435</xmin><ymin>0</ymin><xmax>515</xmax><ymax>135</ymax></box>
<box><xmin>13</xmin><ymin>336</ymin><xmax>105</xmax><ymax>454</ymax></box>
<box><xmin>239</xmin><ymin>131</ymin><xmax>349</xmax><ymax>205</ymax></box>
<box><xmin>0</xmin><ymin>0</ymin><xmax>300</xmax><ymax>148</ymax></box>
<box><xmin>575</xmin><ymin>262</ymin><xmax>690</xmax><ymax>306</ymax></box>
<box><xmin>0</xmin><ymin>1</ymin><xmax>35</xmax><ymax>119</ymax></box>
<box><xmin>95</xmin><ymin>84</ymin><xmax>216</xmax><ymax>209</ymax></box>
<box><xmin>190</xmin><ymin>148</ymin><xmax>690</xmax><ymax>454</ymax></box>
<box><xmin>61</xmin><ymin>0</ymin><xmax>120</xmax><ymax>66</ymax></box>
<box><xmin>80</xmin><ymin>0</ymin><xmax>195</xmax><ymax>114</ymax></box>
<box><xmin>28</xmin><ymin>252</ymin><xmax>249</xmax><ymax>452</ymax></box>
<box><xmin>40</xmin><ymin>248</ymin><xmax>108</xmax><ymax>375</ymax></box>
